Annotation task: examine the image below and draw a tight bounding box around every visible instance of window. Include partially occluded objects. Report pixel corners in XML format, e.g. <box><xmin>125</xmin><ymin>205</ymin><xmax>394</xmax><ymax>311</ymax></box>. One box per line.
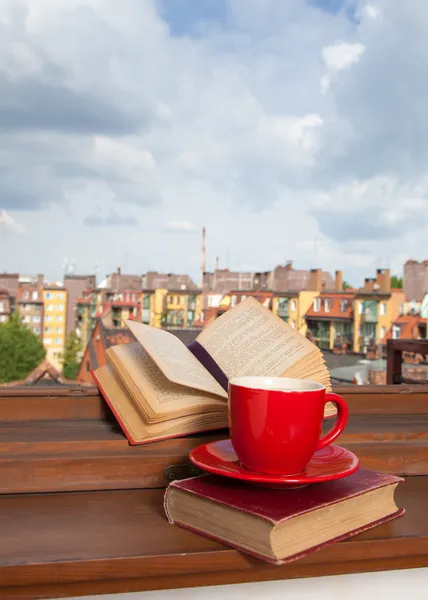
<box><xmin>57</xmin><ymin>293</ymin><xmax>63</xmax><ymax>300</ymax></box>
<box><xmin>46</xmin><ymin>304</ymin><xmax>54</xmax><ymax>311</ymax></box>
<box><xmin>32</xmin><ymin>315</ymin><xmax>41</xmax><ymax>323</ymax></box>
<box><xmin>45</xmin><ymin>327</ymin><xmax>52</xmax><ymax>333</ymax></box>
<box><xmin>291</xmin><ymin>320</ymin><xmax>296</xmax><ymax>329</ymax></box>
<box><xmin>324</xmin><ymin>299</ymin><xmax>331</xmax><ymax>312</ymax></box>
<box><xmin>291</xmin><ymin>299</ymin><xmax>297</xmax><ymax>311</ymax></box>
<box><xmin>55</xmin><ymin>337</ymin><xmax>62</xmax><ymax>344</ymax></box>
<box><xmin>56</xmin><ymin>315</ymin><xmax>63</xmax><ymax>321</ymax></box>
<box><xmin>231</xmin><ymin>295</ymin><xmax>237</xmax><ymax>307</ymax></box>
<box><xmin>32</xmin><ymin>291</ymin><xmax>38</xmax><ymax>300</ymax></box>
<box><xmin>380</xmin><ymin>326</ymin><xmax>386</xmax><ymax>339</ymax></box>
<box><xmin>46</xmin><ymin>292</ymin><xmax>52</xmax><ymax>299</ymax></box>
<box><xmin>23</xmin><ymin>316</ymin><xmax>30</xmax><ymax>323</ymax></box>
<box><xmin>340</xmin><ymin>299</ymin><xmax>348</xmax><ymax>312</ymax></box>
<box><xmin>0</xmin><ymin>315</ymin><xmax>6</xmax><ymax>322</ymax></box>
<box><xmin>313</xmin><ymin>298</ymin><xmax>321</xmax><ymax>312</ymax></box>
<box><xmin>56</xmin><ymin>327</ymin><xmax>63</xmax><ymax>333</ymax></box>
<box><xmin>34</xmin><ymin>327</ymin><xmax>40</xmax><ymax>334</ymax></box>
<box><xmin>57</xmin><ymin>304</ymin><xmax>64</xmax><ymax>311</ymax></box>
<box><xmin>358</xmin><ymin>302</ymin><xmax>363</xmax><ymax>315</ymax></box>
<box><xmin>45</xmin><ymin>315</ymin><xmax>53</xmax><ymax>322</ymax></box>
<box><xmin>23</xmin><ymin>291</ymin><xmax>29</xmax><ymax>299</ymax></box>
<box><xmin>241</xmin><ymin>295</ymin><xmax>247</xmax><ymax>302</ymax></box>
<box><xmin>44</xmin><ymin>338</ymin><xmax>52</xmax><ymax>345</ymax></box>
<box><xmin>380</xmin><ymin>302</ymin><xmax>387</xmax><ymax>316</ymax></box>
<box><xmin>0</xmin><ymin>302</ymin><xmax>4</xmax><ymax>312</ymax></box>
<box><xmin>392</xmin><ymin>325</ymin><xmax>401</xmax><ymax>339</ymax></box>
<box><xmin>24</xmin><ymin>304</ymin><xmax>31</xmax><ymax>310</ymax></box>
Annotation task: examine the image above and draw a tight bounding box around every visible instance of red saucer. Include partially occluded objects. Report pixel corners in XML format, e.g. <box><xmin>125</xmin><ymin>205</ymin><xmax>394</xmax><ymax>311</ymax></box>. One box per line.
<box><xmin>189</xmin><ymin>439</ymin><xmax>359</xmax><ymax>489</ymax></box>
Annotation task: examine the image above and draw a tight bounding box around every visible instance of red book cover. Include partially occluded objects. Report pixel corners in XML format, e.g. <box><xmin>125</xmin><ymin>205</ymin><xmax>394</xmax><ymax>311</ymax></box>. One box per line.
<box><xmin>164</xmin><ymin>469</ymin><xmax>405</xmax><ymax>565</ymax></box>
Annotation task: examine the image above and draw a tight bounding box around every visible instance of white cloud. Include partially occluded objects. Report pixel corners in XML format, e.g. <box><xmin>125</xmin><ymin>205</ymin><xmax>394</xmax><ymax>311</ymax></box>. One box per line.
<box><xmin>0</xmin><ymin>210</ymin><xmax>26</xmax><ymax>235</ymax></box>
<box><xmin>320</xmin><ymin>42</ymin><xmax>365</xmax><ymax>94</ymax></box>
<box><xmin>361</xmin><ymin>4</ymin><xmax>380</xmax><ymax>20</ymax></box>
<box><xmin>0</xmin><ymin>0</ymin><xmax>427</xmax><ymax>285</ymax></box>
<box><xmin>163</xmin><ymin>221</ymin><xmax>197</xmax><ymax>233</ymax></box>
<box><xmin>322</xmin><ymin>43</ymin><xmax>366</xmax><ymax>72</ymax></box>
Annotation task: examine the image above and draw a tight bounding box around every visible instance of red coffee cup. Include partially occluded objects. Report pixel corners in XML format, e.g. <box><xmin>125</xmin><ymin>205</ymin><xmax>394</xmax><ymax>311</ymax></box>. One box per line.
<box><xmin>228</xmin><ymin>376</ymin><xmax>348</xmax><ymax>476</ymax></box>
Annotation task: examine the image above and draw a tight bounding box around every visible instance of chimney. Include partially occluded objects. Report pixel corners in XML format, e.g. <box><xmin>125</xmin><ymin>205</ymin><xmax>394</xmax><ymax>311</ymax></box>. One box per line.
<box><xmin>309</xmin><ymin>268</ymin><xmax>322</xmax><ymax>292</ymax></box>
<box><xmin>376</xmin><ymin>268</ymin><xmax>391</xmax><ymax>293</ymax></box>
<box><xmin>363</xmin><ymin>277</ymin><xmax>376</xmax><ymax>292</ymax></box>
<box><xmin>200</xmin><ymin>227</ymin><xmax>206</xmax><ymax>286</ymax></box>
<box><xmin>335</xmin><ymin>270</ymin><xmax>343</xmax><ymax>291</ymax></box>
<box><xmin>215</xmin><ymin>256</ymin><xmax>220</xmax><ymax>270</ymax></box>
<box><xmin>117</xmin><ymin>266</ymin><xmax>121</xmax><ymax>275</ymax></box>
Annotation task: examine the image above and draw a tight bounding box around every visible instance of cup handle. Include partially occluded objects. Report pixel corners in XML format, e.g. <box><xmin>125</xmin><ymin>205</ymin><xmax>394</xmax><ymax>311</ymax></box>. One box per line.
<box><xmin>316</xmin><ymin>393</ymin><xmax>349</xmax><ymax>451</ymax></box>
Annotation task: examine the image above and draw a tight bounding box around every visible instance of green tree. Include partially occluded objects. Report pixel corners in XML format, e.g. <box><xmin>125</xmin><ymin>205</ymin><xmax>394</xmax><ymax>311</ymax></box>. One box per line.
<box><xmin>60</xmin><ymin>330</ymin><xmax>82</xmax><ymax>379</ymax></box>
<box><xmin>0</xmin><ymin>312</ymin><xmax>46</xmax><ymax>383</ymax></box>
<box><xmin>343</xmin><ymin>280</ymin><xmax>353</xmax><ymax>290</ymax></box>
<box><xmin>391</xmin><ymin>275</ymin><xmax>403</xmax><ymax>289</ymax></box>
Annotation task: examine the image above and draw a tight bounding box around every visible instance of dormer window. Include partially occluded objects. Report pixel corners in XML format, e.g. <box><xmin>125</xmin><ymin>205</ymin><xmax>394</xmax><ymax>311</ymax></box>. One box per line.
<box><xmin>324</xmin><ymin>298</ymin><xmax>331</xmax><ymax>312</ymax></box>
<box><xmin>313</xmin><ymin>298</ymin><xmax>321</xmax><ymax>312</ymax></box>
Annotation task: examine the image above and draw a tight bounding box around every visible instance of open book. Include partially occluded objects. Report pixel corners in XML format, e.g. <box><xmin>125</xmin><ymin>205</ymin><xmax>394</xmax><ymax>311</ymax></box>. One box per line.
<box><xmin>92</xmin><ymin>297</ymin><xmax>333</xmax><ymax>445</ymax></box>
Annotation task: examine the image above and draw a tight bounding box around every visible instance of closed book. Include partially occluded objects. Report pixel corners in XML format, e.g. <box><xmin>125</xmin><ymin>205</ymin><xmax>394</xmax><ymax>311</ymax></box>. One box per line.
<box><xmin>164</xmin><ymin>468</ymin><xmax>405</xmax><ymax>565</ymax></box>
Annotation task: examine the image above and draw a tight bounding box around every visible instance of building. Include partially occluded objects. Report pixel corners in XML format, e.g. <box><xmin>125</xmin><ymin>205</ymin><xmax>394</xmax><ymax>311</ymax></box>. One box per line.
<box><xmin>16</xmin><ymin>281</ymin><xmax>44</xmax><ymax>339</ymax></box>
<box><xmin>42</xmin><ymin>285</ymin><xmax>68</xmax><ymax>369</ymax></box>
<box><xmin>305</xmin><ymin>292</ymin><xmax>355</xmax><ymax>350</ymax></box>
<box><xmin>75</xmin><ymin>290</ymin><xmax>98</xmax><ymax>351</ymax></box>
<box><xmin>353</xmin><ymin>269</ymin><xmax>405</xmax><ymax>354</ymax></box>
<box><xmin>1</xmin><ymin>359</ymin><xmax>77</xmax><ymax>387</ymax></box>
<box><xmin>202</xmin><ymin>263</ymin><xmax>334</xmax><ymax>310</ymax></box>
<box><xmin>64</xmin><ymin>274</ymin><xmax>96</xmax><ymax>336</ymax></box>
<box><xmin>77</xmin><ymin>316</ymin><xmax>136</xmax><ymax>385</ymax></box>
<box><xmin>404</xmin><ymin>259</ymin><xmax>428</xmax><ymax>302</ymax></box>
<box><xmin>0</xmin><ymin>274</ymin><xmax>19</xmax><ymax>311</ymax></box>
<box><xmin>387</xmin><ymin>314</ymin><xmax>427</xmax><ymax>341</ymax></box>
<box><xmin>267</xmin><ymin>262</ymin><xmax>334</xmax><ymax>292</ymax></box>
<box><xmin>0</xmin><ymin>290</ymin><xmax>11</xmax><ymax>324</ymax></box>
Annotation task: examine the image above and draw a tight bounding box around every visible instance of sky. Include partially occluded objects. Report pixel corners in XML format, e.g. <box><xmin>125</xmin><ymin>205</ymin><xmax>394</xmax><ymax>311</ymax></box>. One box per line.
<box><xmin>0</xmin><ymin>0</ymin><xmax>427</xmax><ymax>286</ymax></box>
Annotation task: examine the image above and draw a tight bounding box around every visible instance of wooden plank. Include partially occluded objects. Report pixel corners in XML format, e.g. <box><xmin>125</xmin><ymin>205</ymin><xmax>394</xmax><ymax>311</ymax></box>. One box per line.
<box><xmin>1</xmin><ymin>414</ymin><xmax>427</xmax><ymax>494</ymax></box>
<box><xmin>0</xmin><ymin>477</ymin><xmax>427</xmax><ymax>600</ymax></box>
<box><xmin>0</xmin><ymin>423</ymin><xmax>228</xmax><ymax>493</ymax></box>
<box><xmin>0</xmin><ymin>394</ymin><xmax>110</xmax><ymax>422</ymax></box>
<box><xmin>1</xmin><ymin>385</ymin><xmax>428</xmax><ymax>422</ymax></box>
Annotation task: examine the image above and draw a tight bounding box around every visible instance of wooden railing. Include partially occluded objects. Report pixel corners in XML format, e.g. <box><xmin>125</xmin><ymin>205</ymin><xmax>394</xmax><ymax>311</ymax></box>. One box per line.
<box><xmin>386</xmin><ymin>339</ymin><xmax>428</xmax><ymax>384</ymax></box>
<box><xmin>1</xmin><ymin>384</ymin><xmax>428</xmax><ymax>599</ymax></box>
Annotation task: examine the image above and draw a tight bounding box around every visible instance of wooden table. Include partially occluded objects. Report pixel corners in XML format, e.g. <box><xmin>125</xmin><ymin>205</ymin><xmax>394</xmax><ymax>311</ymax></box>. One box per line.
<box><xmin>1</xmin><ymin>384</ymin><xmax>428</xmax><ymax>599</ymax></box>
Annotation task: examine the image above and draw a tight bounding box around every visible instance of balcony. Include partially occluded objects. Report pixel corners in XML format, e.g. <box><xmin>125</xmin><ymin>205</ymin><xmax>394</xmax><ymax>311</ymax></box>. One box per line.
<box><xmin>360</xmin><ymin>301</ymin><xmax>378</xmax><ymax>324</ymax></box>
<box><xmin>276</xmin><ymin>299</ymin><xmax>289</xmax><ymax>320</ymax></box>
<box><xmin>1</xmin><ymin>383</ymin><xmax>428</xmax><ymax>598</ymax></box>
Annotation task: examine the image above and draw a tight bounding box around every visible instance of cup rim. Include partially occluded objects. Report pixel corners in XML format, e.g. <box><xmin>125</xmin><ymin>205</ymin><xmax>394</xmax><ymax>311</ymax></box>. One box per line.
<box><xmin>229</xmin><ymin>376</ymin><xmax>325</xmax><ymax>392</ymax></box>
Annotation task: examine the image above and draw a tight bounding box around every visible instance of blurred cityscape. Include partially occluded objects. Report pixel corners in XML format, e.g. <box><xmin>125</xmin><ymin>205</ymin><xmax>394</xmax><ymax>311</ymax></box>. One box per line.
<box><xmin>0</xmin><ymin>229</ymin><xmax>427</xmax><ymax>387</ymax></box>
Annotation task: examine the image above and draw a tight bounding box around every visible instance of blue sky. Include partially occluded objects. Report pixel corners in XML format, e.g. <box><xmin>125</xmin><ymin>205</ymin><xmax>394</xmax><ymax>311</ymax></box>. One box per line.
<box><xmin>0</xmin><ymin>0</ymin><xmax>427</xmax><ymax>286</ymax></box>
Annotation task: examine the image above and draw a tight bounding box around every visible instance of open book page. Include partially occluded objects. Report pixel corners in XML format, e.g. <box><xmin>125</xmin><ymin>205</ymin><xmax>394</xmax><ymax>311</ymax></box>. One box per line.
<box><xmin>196</xmin><ymin>297</ymin><xmax>322</xmax><ymax>380</ymax></box>
<box><xmin>106</xmin><ymin>343</ymin><xmax>227</xmax><ymax>423</ymax></box>
<box><xmin>124</xmin><ymin>320</ymin><xmax>227</xmax><ymax>399</ymax></box>
<box><xmin>93</xmin><ymin>364</ymin><xmax>228</xmax><ymax>444</ymax></box>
